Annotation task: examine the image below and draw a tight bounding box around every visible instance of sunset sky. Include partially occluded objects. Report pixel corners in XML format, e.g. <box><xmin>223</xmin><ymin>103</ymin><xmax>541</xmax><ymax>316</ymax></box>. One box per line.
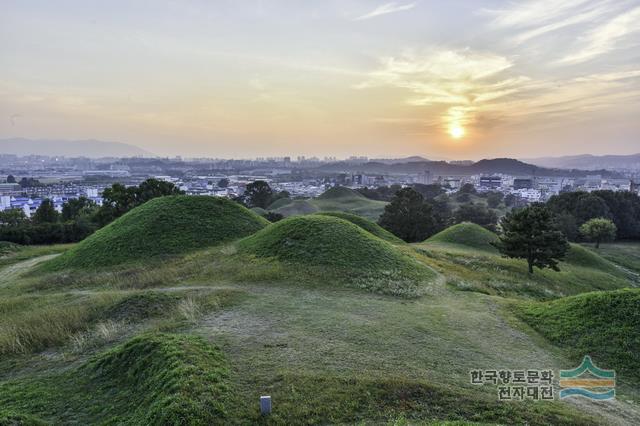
<box><xmin>1</xmin><ymin>0</ymin><xmax>639</xmax><ymax>159</ymax></box>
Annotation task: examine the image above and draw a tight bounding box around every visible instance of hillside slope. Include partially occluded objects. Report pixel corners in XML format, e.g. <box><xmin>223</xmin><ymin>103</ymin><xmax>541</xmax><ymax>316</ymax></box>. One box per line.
<box><xmin>45</xmin><ymin>196</ymin><xmax>268</xmax><ymax>269</ymax></box>
<box><xmin>516</xmin><ymin>289</ymin><xmax>640</xmax><ymax>382</ymax></box>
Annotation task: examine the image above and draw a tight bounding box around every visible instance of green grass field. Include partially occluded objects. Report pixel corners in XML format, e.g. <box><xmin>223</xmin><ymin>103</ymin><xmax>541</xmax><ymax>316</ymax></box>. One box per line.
<box><xmin>270</xmin><ymin>187</ymin><xmax>388</xmax><ymax>220</ymax></box>
<box><xmin>1</xmin><ymin>205</ymin><xmax>639</xmax><ymax>425</ymax></box>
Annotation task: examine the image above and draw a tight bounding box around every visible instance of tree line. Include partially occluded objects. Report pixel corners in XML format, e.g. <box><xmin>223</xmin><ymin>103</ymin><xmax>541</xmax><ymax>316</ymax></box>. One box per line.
<box><xmin>0</xmin><ymin>178</ymin><xmax>183</xmax><ymax>244</ymax></box>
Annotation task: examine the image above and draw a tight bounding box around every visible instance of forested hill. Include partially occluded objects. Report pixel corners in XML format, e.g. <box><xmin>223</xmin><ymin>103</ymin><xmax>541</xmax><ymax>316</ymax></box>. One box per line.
<box><xmin>316</xmin><ymin>158</ymin><xmax>620</xmax><ymax>177</ymax></box>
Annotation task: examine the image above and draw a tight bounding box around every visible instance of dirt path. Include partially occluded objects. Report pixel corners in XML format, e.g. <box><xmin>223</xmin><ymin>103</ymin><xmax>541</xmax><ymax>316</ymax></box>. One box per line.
<box><xmin>0</xmin><ymin>254</ymin><xmax>59</xmax><ymax>286</ymax></box>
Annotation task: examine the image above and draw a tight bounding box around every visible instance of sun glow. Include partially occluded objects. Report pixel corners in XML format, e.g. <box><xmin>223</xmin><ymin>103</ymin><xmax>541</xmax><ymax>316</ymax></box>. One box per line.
<box><xmin>449</xmin><ymin>125</ymin><xmax>465</xmax><ymax>139</ymax></box>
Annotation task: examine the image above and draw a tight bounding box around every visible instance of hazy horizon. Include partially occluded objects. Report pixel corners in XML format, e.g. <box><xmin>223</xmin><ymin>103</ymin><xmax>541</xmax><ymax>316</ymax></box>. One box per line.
<box><xmin>2</xmin><ymin>1</ymin><xmax>639</xmax><ymax>158</ymax></box>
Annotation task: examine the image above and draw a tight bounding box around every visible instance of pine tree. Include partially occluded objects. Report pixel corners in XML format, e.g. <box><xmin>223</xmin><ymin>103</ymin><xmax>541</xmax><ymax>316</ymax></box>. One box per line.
<box><xmin>494</xmin><ymin>203</ymin><xmax>569</xmax><ymax>274</ymax></box>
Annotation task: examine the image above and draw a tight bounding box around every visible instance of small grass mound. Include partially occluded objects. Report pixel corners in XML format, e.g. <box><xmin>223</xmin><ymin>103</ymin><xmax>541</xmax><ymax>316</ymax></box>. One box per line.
<box><xmin>0</xmin><ymin>333</ymin><xmax>231</xmax><ymax>424</ymax></box>
<box><xmin>564</xmin><ymin>244</ymin><xmax>620</xmax><ymax>273</ymax></box>
<box><xmin>272</xmin><ymin>199</ymin><xmax>319</xmax><ymax>216</ymax></box>
<box><xmin>267</xmin><ymin>197</ymin><xmax>293</xmax><ymax>210</ymax></box>
<box><xmin>316</xmin><ymin>211</ymin><xmax>403</xmax><ymax>243</ymax></box>
<box><xmin>238</xmin><ymin>215</ymin><xmax>435</xmax><ymax>296</ymax></box>
<box><xmin>425</xmin><ymin>222</ymin><xmax>498</xmax><ymax>253</ymax></box>
<box><xmin>83</xmin><ymin>333</ymin><xmax>230</xmax><ymax>424</ymax></box>
<box><xmin>45</xmin><ymin>195</ymin><xmax>269</xmax><ymax>269</ymax></box>
<box><xmin>103</xmin><ymin>292</ymin><xmax>181</xmax><ymax>322</ymax></box>
<box><xmin>317</xmin><ymin>186</ymin><xmax>366</xmax><ymax>200</ymax></box>
<box><xmin>516</xmin><ymin>289</ymin><xmax>640</xmax><ymax>382</ymax></box>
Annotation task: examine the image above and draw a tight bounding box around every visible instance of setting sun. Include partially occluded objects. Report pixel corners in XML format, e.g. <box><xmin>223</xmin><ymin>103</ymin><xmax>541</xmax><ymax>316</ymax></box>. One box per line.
<box><xmin>449</xmin><ymin>125</ymin><xmax>465</xmax><ymax>139</ymax></box>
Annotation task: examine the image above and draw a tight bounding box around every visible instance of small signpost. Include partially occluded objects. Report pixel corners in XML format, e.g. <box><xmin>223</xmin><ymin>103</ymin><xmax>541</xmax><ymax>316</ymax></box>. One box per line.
<box><xmin>260</xmin><ymin>395</ymin><xmax>272</xmax><ymax>415</ymax></box>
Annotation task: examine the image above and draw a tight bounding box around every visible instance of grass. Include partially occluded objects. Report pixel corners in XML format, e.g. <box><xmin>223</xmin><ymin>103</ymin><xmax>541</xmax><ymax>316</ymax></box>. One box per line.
<box><xmin>315</xmin><ymin>211</ymin><xmax>404</xmax><ymax>243</ymax></box>
<box><xmin>424</xmin><ymin>222</ymin><xmax>498</xmax><ymax>253</ymax></box>
<box><xmin>414</xmin><ymin>242</ymin><xmax>632</xmax><ymax>300</ymax></box>
<box><xmin>272</xmin><ymin>199</ymin><xmax>319</xmax><ymax>216</ymax></box>
<box><xmin>237</xmin><ymin>215</ymin><xmax>436</xmax><ymax>296</ymax></box>
<box><xmin>583</xmin><ymin>242</ymin><xmax>640</xmax><ymax>275</ymax></box>
<box><xmin>514</xmin><ymin>288</ymin><xmax>640</xmax><ymax>383</ymax></box>
<box><xmin>0</xmin><ymin>243</ymin><xmax>71</xmax><ymax>269</ymax></box>
<box><xmin>270</xmin><ymin>187</ymin><xmax>388</xmax><ymax>220</ymax></box>
<box><xmin>1</xmin><ymin>216</ymin><xmax>639</xmax><ymax>423</ymax></box>
<box><xmin>44</xmin><ymin>195</ymin><xmax>269</xmax><ymax>270</ymax></box>
<box><xmin>0</xmin><ymin>288</ymin><xmax>242</xmax><ymax>356</ymax></box>
<box><xmin>0</xmin><ymin>333</ymin><xmax>231</xmax><ymax>425</ymax></box>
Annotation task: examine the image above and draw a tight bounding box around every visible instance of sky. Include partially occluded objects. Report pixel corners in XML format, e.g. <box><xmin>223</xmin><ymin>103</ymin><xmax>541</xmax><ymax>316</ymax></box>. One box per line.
<box><xmin>1</xmin><ymin>0</ymin><xmax>639</xmax><ymax>159</ymax></box>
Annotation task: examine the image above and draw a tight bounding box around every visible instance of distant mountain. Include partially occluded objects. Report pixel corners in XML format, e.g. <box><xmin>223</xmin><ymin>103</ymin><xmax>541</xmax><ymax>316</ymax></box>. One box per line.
<box><xmin>369</xmin><ymin>156</ymin><xmax>430</xmax><ymax>164</ymax></box>
<box><xmin>524</xmin><ymin>154</ymin><xmax>640</xmax><ymax>171</ymax></box>
<box><xmin>0</xmin><ymin>138</ymin><xmax>153</xmax><ymax>158</ymax></box>
<box><xmin>317</xmin><ymin>158</ymin><xmax>620</xmax><ymax>177</ymax></box>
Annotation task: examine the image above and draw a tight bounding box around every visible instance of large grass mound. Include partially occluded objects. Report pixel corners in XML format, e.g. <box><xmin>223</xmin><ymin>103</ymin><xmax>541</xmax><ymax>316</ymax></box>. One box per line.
<box><xmin>0</xmin><ymin>333</ymin><xmax>231</xmax><ymax>424</ymax></box>
<box><xmin>316</xmin><ymin>211</ymin><xmax>403</xmax><ymax>243</ymax></box>
<box><xmin>272</xmin><ymin>199</ymin><xmax>319</xmax><ymax>217</ymax></box>
<box><xmin>425</xmin><ymin>222</ymin><xmax>498</xmax><ymax>253</ymax></box>
<box><xmin>238</xmin><ymin>215</ymin><xmax>435</xmax><ymax>295</ymax></box>
<box><xmin>317</xmin><ymin>186</ymin><xmax>366</xmax><ymax>200</ymax></box>
<box><xmin>312</xmin><ymin>188</ymin><xmax>387</xmax><ymax>220</ymax></box>
<box><xmin>46</xmin><ymin>196</ymin><xmax>269</xmax><ymax>269</ymax></box>
<box><xmin>516</xmin><ymin>289</ymin><xmax>640</xmax><ymax>382</ymax></box>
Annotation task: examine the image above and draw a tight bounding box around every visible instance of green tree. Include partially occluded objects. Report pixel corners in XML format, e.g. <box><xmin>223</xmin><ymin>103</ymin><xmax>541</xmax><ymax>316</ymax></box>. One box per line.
<box><xmin>217</xmin><ymin>178</ymin><xmax>229</xmax><ymax>188</ymax></box>
<box><xmin>244</xmin><ymin>180</ymin><xmax>273</xmax><ymax>209</ymax></box>
<box><xmin>459</xmin><ymin>183</ymin><xmax>477</xmax><ymax>194</ymax></box>
<box><xmin>411</xmin><ymin>184</ymin><xmax>445</xmax><ymax>200</ymax></box>
<box><xmin>32</xmin><ymin>199</ymin><xmax>59</xmax><ymax>224</ymax></box>
<box><xmin>485</xmin><ymin>191</ymin><xmax>504</xmax><ymax>208</ymax></box>
<box><xmin>378</xmin><ymin>187</ymin><xmax>435</xmax><ymax>242</ymax></box>
<box><xmin>61</xmin><ymin>197</ymin><xmax>97</xmax><ymax>221</ymax></box>
<box><xmin>97</xmin><ymin>178</ymin><xmax>183</xmax><ymax>225</ymax></box>
<box><xmin>0</xmin><ymin>208</ymin><xmax>27</xmax><ymax>226</ymax></box>
<box><xmin>6</xmin><ymin>175</ymin><xmax>16</xmax><ymax>183</ymax></box>
<box><xmin>580</xmin><ymin>218</ymin><xmax>617</xmax><ymax>248</ymax></box>
<box><xmin>453</xmin><ymin>203</ymin><xmax>498</xmax><ymax>231</ymax></box>
<box><xmin>136</xmin><ymin>178</ymin><xmax>183</xmax><ymax>203</ymax></box>
<box><xmin>494</xmin><ymin>203</ymin><xmax>569</xmax><ymax>274</ymax></box>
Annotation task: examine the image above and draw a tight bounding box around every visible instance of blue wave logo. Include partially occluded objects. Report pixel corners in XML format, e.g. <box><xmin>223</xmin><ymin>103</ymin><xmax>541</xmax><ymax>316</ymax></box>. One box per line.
<box><xmin>559</xmin><ymin>356</ymin><xmax>615</xmax><ymax>400</ymax></box>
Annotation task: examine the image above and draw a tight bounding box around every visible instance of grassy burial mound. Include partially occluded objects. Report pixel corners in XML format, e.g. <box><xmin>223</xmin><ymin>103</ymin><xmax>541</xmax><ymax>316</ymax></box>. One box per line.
<box><xmin>0</xmin><ymin>333</ymin><xmax>231</xmax><ymax>424</ymax></box>
<box><xmin>312</xmin><ymin>186</ymin><xmax>387</xmax><ymax>220</ymax></box>
<box><xmin>516</xmin><ymin>289</ymin><xmax>640</xmax><ymax>381</ymax></box>
<box><xmin>272</xmin><ymin>199</ymin><xmax>319</xmax><ymax>217</ymax></box>
<box><xmin>424</xmin><ymin>222</ymin><xmax>499</xmax><ymax>253</ymax></box>
<box><xmin>237</xmin><ymin>215</ymin><xmax>435</xmax><ymax>296</ymax></box>
<box><xmin>316</xmin><ymin>211</ymin><xmax>403</xmax><ymax>244</ymax></box>
<box><xmin>46</xmin><ymin>196</ymin><xmax>269</xmax><ymax>269</ymax></box>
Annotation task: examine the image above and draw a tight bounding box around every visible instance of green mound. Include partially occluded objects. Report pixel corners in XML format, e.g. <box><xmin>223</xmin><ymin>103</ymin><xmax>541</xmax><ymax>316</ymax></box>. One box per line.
<box><xmin>516</xmin><ymin>289</ymin><xmax>640</xmax><ymax>381</ymax></box>
<box><xmin>83</xmin><ymin>333</ymin><xmax>229</xmax><ymax>424</ymax></box>
<box><xmin>564</xmin><ymin>244</ymin><xmax>619</xmax><ymax>273</ymax></box>
<box><xmin>103</xmin><ymin>292</ymin><xmax>181</xmax><ymax>323</ymax></box>
<box><xmin>317</xmin><ymin>186</ymin><xmax>366</xmax><ymax>200</ymax></box>
<box><xmin>273</xmin><ymin>199</ymin><xmax>319</xmax><ymax>217</ymax></box>
<box><xmin>238</xmin><ymin>216</ymin><xmax>434</xmax><ymax>295</ymax></box>
<box><xmin>316</xmin><ymin>211</ymin><xmax>403</xmax><ymax>243</ymax></box>
<box><xmin>267</xmin><ymin>197</ymin><xmax>293</xmax><ymax>210</ymax></box>
<box><xmin>45</xmin><ymin>196</ymin><xmax>269</xmax><ymax>269</ymax></box>
<box><xmin>425</xmin><ymin>222</ymin><xmax>498</xmax><ymax>252</ymax></box>
<box><xmin>0</xmin><ymin>333</ymin><xmax>231</xmax><ymax>424</ymax></box>
<box><xmin>250</xmin><ymin>206</ymin><xmax>267</xmax><ymax>216</ymax></box>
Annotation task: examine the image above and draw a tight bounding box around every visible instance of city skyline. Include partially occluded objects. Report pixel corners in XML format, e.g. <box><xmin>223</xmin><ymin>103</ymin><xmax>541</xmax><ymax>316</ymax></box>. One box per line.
<box><xmin>1</xmin><ymin>0</ymin><xmax>640</xmax><ymax>159</ymax></box>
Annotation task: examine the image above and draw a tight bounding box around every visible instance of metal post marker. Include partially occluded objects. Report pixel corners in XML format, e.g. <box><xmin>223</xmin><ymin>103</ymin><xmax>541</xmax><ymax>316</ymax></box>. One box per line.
<box><xmin>260</xmin><ymin>395</ymin><xmax>272</xmax><ymax>415</ymax></box>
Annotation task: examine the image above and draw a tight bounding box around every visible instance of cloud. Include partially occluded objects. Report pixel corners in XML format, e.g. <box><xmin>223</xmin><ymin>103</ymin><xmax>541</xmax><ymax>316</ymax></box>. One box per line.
<box><xmin>559</xmin><ymin>6</ymin><xmax>640</xmax><ymax>64</ymax></box>
<box><xmin>358</xmin><ymin>49</ymin><xmax>640</xmax><ymax>136</ymax></box>
<box><xmin>484</xmin><ymin>0</ymin><xmax>592</xmax><ymax>28</ymax></box>
<box><xmin>354</xmin><ymin>2</ymin><xmax>416</xmax><ymax>21</ymax></box>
